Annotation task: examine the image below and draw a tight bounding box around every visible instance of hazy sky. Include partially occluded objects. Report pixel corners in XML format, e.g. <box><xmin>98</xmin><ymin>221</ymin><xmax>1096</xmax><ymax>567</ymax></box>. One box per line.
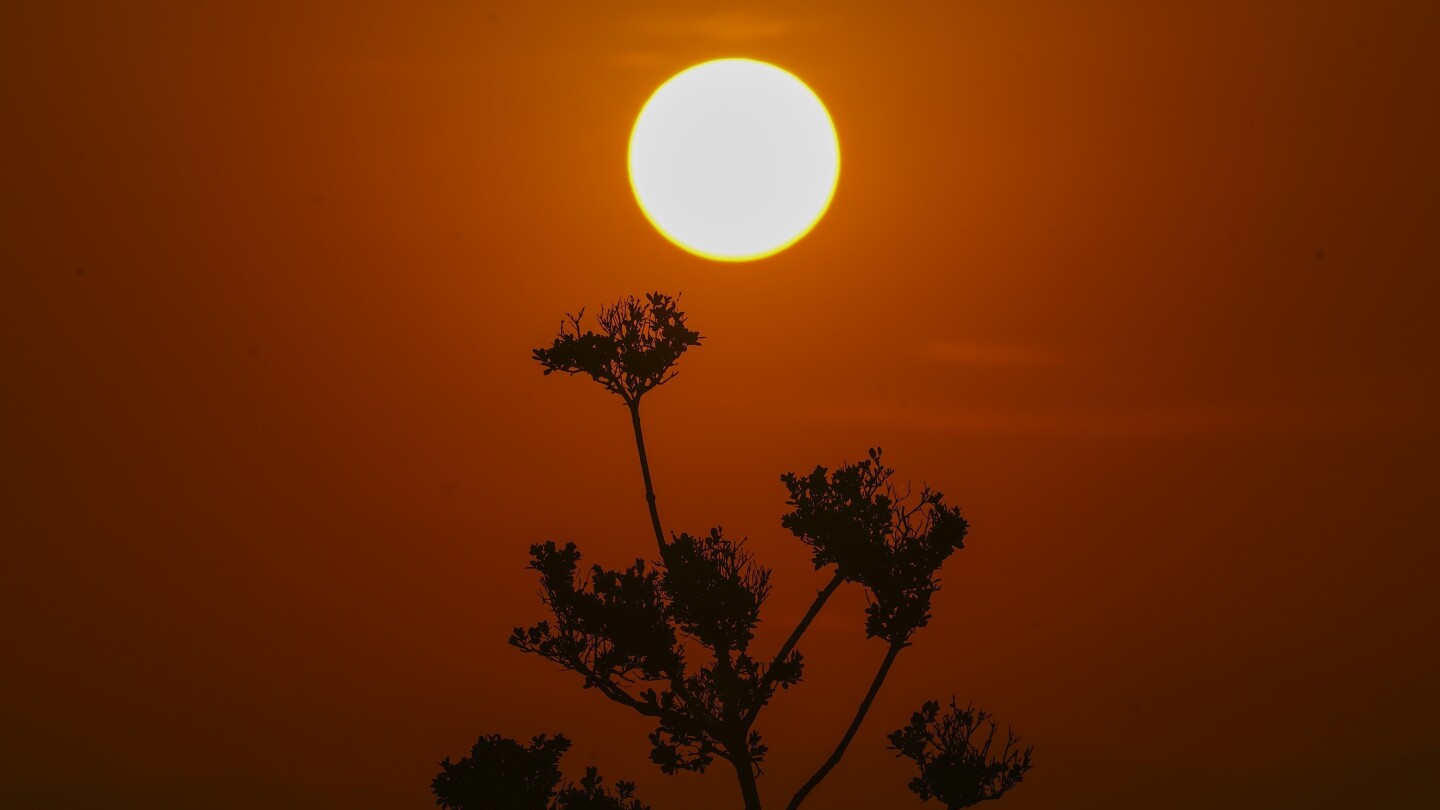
<box><xmin>3</xmin><ymin>2</ymin><xmax>1438</xmax><ymax>808</ymax></box>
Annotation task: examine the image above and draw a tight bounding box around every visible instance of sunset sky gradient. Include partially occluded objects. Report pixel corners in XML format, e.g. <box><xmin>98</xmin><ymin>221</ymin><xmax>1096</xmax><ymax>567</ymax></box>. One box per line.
<box><xmin>3</xmin><ymin>2</ymin><xmax>1438</xmax><ymax>808</ymax></box>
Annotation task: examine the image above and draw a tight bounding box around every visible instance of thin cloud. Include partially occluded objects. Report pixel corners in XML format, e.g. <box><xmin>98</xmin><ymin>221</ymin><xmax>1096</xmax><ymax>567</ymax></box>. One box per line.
<box><xmin>631</xmin><ymin>10</ymin><xmax>807</xmax><ymax>44</ymax></box>
<box><xmin>609</xmin><ymin>11</ymin><xmax>813</xmax><ymax>70</ymax></box>
<box><xmin>813</xmin><ymin>401</ymin><xmax>1433</xmax><ymax>439</ymax></box>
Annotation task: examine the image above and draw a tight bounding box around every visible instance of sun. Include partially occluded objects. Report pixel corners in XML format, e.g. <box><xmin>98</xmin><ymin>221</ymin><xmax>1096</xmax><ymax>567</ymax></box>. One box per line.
<box><xmin>628</xmin><ymin>59</ymin><xmax>841</xmax><ymax>262</ymax></box>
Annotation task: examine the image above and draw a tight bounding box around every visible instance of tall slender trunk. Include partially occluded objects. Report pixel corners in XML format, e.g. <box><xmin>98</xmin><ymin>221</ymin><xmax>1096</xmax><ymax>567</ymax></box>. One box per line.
<box><xmin>627</xmin><ymin>399</ymin><xmax>666</xmax><ymax>552</ymax></box>
<box><xmin>786</xmin><ymin>641</ymin><xmax>906</xmax><ymax>810</ymax></box>
<box><xmin>730</xmin><ymin>743</ymin><xmax>764</xmax><ymax>810</ymax></box>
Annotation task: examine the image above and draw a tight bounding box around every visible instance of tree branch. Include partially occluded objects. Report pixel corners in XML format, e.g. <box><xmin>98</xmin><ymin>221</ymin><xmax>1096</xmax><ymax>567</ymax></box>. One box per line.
<box><xmin>743</xmin><ymin>570</ymin><xmax>845</xmax><ymax>730</ymax></box>
<box><xmin>628</xmin><ymin>399</ymin><xmax>667</xmax><ymax>553</ymax></box>
<box><xmin>786</xmin><ymin>641</ymin><xmax>906</xmax><ymax>810</ymax></box>
<box><xmin>727</xmin><ymin>738</ymin><xmax>765</xmax><ymax>810</ymax></box>
<box><xmin>564</xmin><ymin>657</ymin><xmax>663</xmax><ymax>720</ymax></box>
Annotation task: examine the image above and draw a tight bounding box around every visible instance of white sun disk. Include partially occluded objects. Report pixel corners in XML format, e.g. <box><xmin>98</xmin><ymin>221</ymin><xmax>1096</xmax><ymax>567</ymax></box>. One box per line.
<box><xmin>628</xmin><ymin>59</ymin><xmax>840</xmax><ymax>262</ymax></box>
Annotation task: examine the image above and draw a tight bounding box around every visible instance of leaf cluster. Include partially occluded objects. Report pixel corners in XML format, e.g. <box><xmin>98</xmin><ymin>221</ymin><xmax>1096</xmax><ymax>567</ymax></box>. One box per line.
<box><xmin>510</xmin><ymin>531</ymin><xmax>790</xmax><ymax>776</ymax></box>
<box><xmin>433</xmin><ymin>733</ymin><xmax>650</xmax><ymax>810</ymax></box>
<box><xmin>887</xmin><ymin>700</ymin><xmax>1034</xmax><ymax>808</ymax></box>
<box><xmin>780</xmin><ymin>448</ymin><xmax>969</xmax><ymax>644</ymax></box>
<box><xmin>512</xmin><ymin>541</ymin><xmax>680</xmax><ymax>683</ymax></box>
<box><xmin>532</xmin><ymin>292</ymin><xmax>702</xmax><ymax>404</ymax></box>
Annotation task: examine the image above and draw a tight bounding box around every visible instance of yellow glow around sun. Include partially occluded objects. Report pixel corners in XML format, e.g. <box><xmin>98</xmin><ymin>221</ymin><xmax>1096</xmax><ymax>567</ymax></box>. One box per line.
<box><xmin>628</xmin><ymin>59</ymin><xmax>840</xmax><ymax>262</ymax></box>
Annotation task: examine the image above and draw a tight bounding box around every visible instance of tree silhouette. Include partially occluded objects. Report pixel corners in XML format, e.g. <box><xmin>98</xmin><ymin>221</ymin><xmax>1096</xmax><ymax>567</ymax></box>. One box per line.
<box><xmin>436</xmin><ymin>293</ymin><xmax>1032</xmax><ymax>809</ymax></box>
<box><xmin>532</xmin><ymin>291</ymin><xmax>701</xmax><ymax>552</ymax></box>
<box><xmin>433</xmin><ymin>734</ymin><xmax>650</xmax><ymax>810</ymax></box>
<box><xmin>887</xmin><ymin>700</ymin><xmax>1034</xmax><ymax>808</ymax></box>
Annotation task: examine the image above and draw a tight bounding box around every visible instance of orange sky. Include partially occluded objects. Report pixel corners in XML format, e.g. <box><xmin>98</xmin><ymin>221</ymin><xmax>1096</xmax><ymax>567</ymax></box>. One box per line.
<box><xmin>3</xmin><ymin>1</ymin><xmax>1438</xmax><ymax>808</ymax></box>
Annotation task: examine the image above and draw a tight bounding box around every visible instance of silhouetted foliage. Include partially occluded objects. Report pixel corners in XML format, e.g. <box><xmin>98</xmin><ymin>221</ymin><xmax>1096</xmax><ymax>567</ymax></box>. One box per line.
<box><xmin>511</xmin><ymin>541</ymin><xmax>681</xmax><ymax>683</ymax></box>
<box><xmin>780</xmin><ymin>448</ymin><xmax>969</xmax><ymax>644</ymax></box>
<box><xmin>532</xmin><ymin>292</ymin><xmax>702</xmax><ymax>405</ymax></box>
<box><xmin>556</xmin><ymin>768</ymin><xmax>651</xmax><ymax>810</ymax></box>
<box><xmin>662</xmin><ymin>529</ymin><xmax>770</xmax><ymax>653</ymax></box>
<box><xmin>509</xmin><ymin>531</ymin><xmax>782</xmax><ymax>779</ymax></box>
<box><xmin>531</xmin><ymin>292</ymin><xmax>702</xmax><ymax>551</ymax></box>
<box><xmin>888</xmin><ymin>700</ymin><xmax>1034</xmax><ymax>808</ymax></box>
<box><xmin>437</xmin><ymin>292</ymin><xmax>1032</xmax><ymax>810</ymax></box>
<box><xmin>433</xmin><ymin>733</ymin><xmax>650</xmax><ymax>810</ymax></box>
